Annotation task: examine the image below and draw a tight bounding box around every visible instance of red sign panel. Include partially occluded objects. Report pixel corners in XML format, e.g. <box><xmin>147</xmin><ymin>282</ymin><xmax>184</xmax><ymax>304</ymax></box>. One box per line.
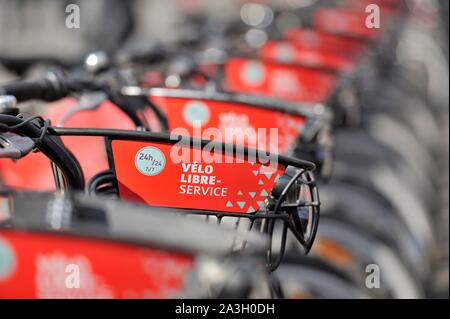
<box><xmin>259</xmin><ymin>40</ymin><xmax>355</xmax><ymax>72</ymax></box>
<box><xmin>313</xmin><ymin>8</ymin><xmax>394</xmax><ymax>39</ymax></box>
<box><xmin>224</xmin><ymin>57</ymin><xmax>337</xmax><ymax>103</ymax></box>
<box><xmin>150</xmin><ymin>95</ymin><xmax>305</xmax><ymax>154</ymax></box>
<box><xmin>110</xmin><ymin>140</ymin><xmax>285</xmax><ymax>214</ymax></box>
<box><xmin>0</xmin><ymin>230</ymin><xmax>193</xmax><ymax>298</ymax></box>
<box><xmin>283</xmin><ymin>28</ymin><xmax>367</xmax><ymax>59</ymax></box>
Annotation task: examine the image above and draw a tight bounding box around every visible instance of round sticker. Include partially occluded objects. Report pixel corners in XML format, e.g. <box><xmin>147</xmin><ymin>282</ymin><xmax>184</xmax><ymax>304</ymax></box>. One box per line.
<box><xmin>241</xmin><ymin>60</ymin><xmax>266</xmax><ymax>86</ymax></box>
<box><xmin>135</xmin><ymin>147</ymin><xmax>166</xmax><ymax>176</ymax></box>
<box><xmin>183</xmin><ymin>101</ymin><xmax>210</xmax><ymax>126</ymax></box>
<box><xmin>0</xmin><ymin>237</ymin><xmax>16</xmax><ymax>281</ymax></box>
<box><xmin>275</xmin><ymin>43</ymin><xmax>294</xmax><ymax>62</ymax></box>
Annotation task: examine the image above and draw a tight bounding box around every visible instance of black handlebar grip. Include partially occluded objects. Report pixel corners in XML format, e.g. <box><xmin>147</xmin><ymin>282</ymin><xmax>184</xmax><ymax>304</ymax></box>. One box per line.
<box><xmin>0</xmin><ymin>68</ymin><xmax>69</xmax><ymax>103</ymax></box>
<box><xmin>0</xmin><ymin>80</ymin><xmax>48</xmax><ymax>102</ymax></box>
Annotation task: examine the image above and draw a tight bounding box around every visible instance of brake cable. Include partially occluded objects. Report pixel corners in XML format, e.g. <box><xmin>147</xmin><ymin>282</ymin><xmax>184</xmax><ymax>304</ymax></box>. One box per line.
<box><xmin>0</xmin><ymin>113</ymin><xmax>85</xmax><ymax>191</ymax></box>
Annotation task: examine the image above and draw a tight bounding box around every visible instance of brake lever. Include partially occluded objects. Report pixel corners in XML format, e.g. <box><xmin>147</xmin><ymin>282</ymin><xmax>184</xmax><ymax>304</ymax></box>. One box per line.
<box><xmin>0</xmin><ymin>131</ymin><xmax>36</xmax><ymax>159</ymax></box>
<box><xmin>58</xmin><ymin>91</ymin><xmax>108</xmax><ymax>126</ymax></box>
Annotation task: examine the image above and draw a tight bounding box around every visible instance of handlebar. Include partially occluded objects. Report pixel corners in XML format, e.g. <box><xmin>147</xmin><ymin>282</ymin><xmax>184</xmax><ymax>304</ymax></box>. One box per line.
<box><xmin>0</xmin><ymin>70</ymin><xmax>69</xmax><ymax>103</ymax></box>
<box><xmin>0</xmin><ymin>80</ymin><xmax>55</xmax><ymax>102</ymax></box>
<box><xmin>0</xmin><ymin>114</ymin><xmax>85</xmax><ymax>190</ymax></box>
<box><xmin>0</xmin><ymin>70</ymin><xmax>150</xmax><ymax>128</ymax></box>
